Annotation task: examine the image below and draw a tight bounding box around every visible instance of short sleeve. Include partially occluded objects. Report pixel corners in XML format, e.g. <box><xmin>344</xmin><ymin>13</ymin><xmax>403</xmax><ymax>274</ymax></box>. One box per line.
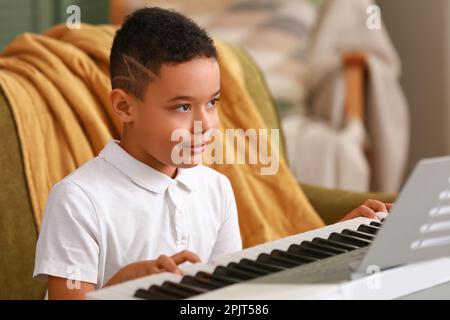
<box><xmin>209</xmin><ymin>176</ymin><xmax>242</xmax><ymax>260</ymax></box>
<box><xmin>33</xmin><ymin>179</ymin><xmax>100</xmax><ymax>285</ymax></box>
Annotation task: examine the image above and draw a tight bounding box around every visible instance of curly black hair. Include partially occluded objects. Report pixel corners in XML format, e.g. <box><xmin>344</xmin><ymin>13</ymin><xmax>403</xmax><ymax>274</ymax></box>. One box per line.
<box><xmin>109</xmin><ymin>7</ymin><xmax>218</xmax><ymax>98</ymax></box>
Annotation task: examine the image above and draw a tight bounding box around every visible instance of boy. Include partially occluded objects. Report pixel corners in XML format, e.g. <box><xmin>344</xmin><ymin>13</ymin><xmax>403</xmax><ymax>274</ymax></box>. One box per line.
<box><xmin>33</xmin><ymin>7</ymin><xmax>392</xmax><ymax>299</ymax></box>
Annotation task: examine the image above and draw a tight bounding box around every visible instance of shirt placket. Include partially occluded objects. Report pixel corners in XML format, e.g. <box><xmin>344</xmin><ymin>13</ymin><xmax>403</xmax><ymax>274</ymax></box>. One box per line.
<box><xmin>167</xmin><ymin>181</ymin><xmax>189</xmax><ymax>248</ymax></box>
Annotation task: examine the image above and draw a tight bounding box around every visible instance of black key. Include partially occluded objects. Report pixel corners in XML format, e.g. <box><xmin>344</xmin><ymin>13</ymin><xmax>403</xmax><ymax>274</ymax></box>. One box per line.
<box><xmin>139</xmin><ymin>285</ymin><xmax>182</xmax><ymax>299</ymax></box>
<box><xmin>341</xmin><ymin>229</ymin><xmax>375</xmax><ymax>241</ymax></box>
<box><xmin>300</xmin><ymin>240</ymin><xmax>346</xmax><ymax>255</ymax></box>
<box><xmin>214</xmin><ymin>265</ymin><xmax>257</xmax><ymax>281</ymax></box>
<box><xmin>257</xmin><ymin>253</ymin><xmax>299</xmax><ymax>268</ymax></box>
<box><xmin>270</xmin><ymin>249</ymin><xmax>312</xmax><ymax>264</ymax></box>
<box><xmin>239</xmin><ymin>258</ymin><xmax>286</xmax><ymax>272</ymax></box>
<box><xmin>181</xmin><ymin>275</ymin><xmax>224</xmax><ymax>290</ymax></box>
<box><xmin>134</xmin><ymin>288</ymin><xmax>173</xmax><ymax>300</ymax></box>
<box><xmin>231</xmin><ymin>262</ymin><xmax>272</xmax><ymax>276</ymax></box>
<box><xmin>329</xmin><ymin>232</ymin><xmax>371</xmax><ymax>247</ymax></box>
<box><xmin>230</xmin><ymin>262</ymin><xmax>268</xmax><ymax>277</ymax></box>
<box><xmin>151</xmin><ymin>284</ymin><xmax>191</xmax><ymax>299</ymax></box>
<box><xmin>288</xmin><ymin>244</ymin><xmax>333</xmax><ymax>259</ymax></box>
<box><xmin>162</xmin><ymin>281</ymin><xmax>207</xmax><ymax>297</ymax></box>
<box><xmin>208</xmin><ymin>273</ymin><xmax>242</xmax><ymax>285</ymax></box>
<box><xmin>196</xmin><ymin>271</ymin><xmax>241</xmax><ymax>285</ymax></box>
<box><xmin>312</xmin><ymin>237</ymin><xmax>359</xmax><ymax>251</ymax></box>
<box><xmin>357</xmin><ymin>224</ymin><xmax>379</xmax><ymax>235</ymax></box>
<box><xmin>370</xmin><ymin>221</ymin><xmax>383</xmax><ymax>228</ymax></box>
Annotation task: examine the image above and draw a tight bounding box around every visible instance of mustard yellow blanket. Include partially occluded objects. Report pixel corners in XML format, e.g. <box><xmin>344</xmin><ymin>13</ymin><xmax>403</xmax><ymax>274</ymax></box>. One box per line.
<box><xmin>0</xmin><ymin>24</ymin><xmax>324</xmax><ymax>248</ymax></box>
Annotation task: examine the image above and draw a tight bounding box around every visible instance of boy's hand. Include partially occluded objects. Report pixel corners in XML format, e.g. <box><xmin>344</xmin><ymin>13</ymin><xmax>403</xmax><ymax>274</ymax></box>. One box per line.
<box><xmin>104</xmin><ymin>250</ymin><xmax>201</xmax><ymax>287</ymax></box>
<box><xmin>339</xmin><ymin>199</ymin><xmax>393</xmax><ymax>222</ymax></box>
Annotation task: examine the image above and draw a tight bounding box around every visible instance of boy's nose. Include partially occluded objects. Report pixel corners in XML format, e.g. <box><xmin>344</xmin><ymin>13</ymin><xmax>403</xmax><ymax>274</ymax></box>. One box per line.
<box><xmin>193</xmin><ymin>109</ymin><xmax>216</xmax><ymax>133</ymax></box>
<box><xmin>200</xmin><ymin>116</ymin><xmax>214</xmax><ymax>133</ymax></box>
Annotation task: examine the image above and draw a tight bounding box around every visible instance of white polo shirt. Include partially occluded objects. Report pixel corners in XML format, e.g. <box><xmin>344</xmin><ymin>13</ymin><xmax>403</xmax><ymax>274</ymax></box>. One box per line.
<box><xmin>33</xmin><ymin>139</ymin><xmax>242</xmax><ymax>288</ymax></box>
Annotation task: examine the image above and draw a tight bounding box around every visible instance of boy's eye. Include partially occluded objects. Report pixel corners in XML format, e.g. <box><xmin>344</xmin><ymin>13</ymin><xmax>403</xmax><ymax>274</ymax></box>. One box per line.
<box><xmin>207</xmin><ymin>98</ymin><xmax>219</xmax><ymax>109</ymax></box>
<box><xmin>176</xmin><ymin>104</ymin><xmax>191</xmax><ymax>113</ymax></box>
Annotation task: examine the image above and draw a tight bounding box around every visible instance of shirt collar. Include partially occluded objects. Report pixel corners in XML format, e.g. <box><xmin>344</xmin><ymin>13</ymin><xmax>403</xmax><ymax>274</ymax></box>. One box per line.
<box><xmin>99</xmin><ymin>139</ymin><xmax>198</xmax><ymax>193</ymax></box>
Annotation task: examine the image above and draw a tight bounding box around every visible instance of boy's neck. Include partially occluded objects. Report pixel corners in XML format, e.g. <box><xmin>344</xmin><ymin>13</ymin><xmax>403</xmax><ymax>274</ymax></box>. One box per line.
<box><xmin>118</xmin><ymin>136</ymin><xmax>177</xmax><ymax>179</ymax></box>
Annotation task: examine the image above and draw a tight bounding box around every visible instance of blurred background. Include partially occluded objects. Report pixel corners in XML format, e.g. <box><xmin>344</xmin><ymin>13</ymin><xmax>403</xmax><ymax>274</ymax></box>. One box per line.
<box><xmin>1</xmin><ymin>0</ymin><xmax>448</xmax><ymax>194</ymax></box>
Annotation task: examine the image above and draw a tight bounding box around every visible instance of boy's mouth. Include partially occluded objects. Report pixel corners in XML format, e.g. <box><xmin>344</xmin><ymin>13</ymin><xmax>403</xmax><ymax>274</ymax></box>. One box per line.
<box><xmin>183</xmin><ymin>143</ymin><xmax>208</xmax><ymax>154</ymax></box>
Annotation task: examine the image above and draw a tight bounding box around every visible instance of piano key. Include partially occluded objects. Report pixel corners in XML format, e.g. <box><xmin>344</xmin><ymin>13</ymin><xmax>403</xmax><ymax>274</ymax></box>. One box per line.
<box><xmin>151</xmin><ymin>284</ymin><xmax>190</xmax><ymax>299</ymax></box>
<box><xmin>225</xmin><ymin>263</ymin><xmax>265</xmax><ymax>278</ymax></box>
<box><xmin>162</xmin><ymin>281</ymin><xmax>207</xmax><ymax>296</ymax></box>
<box><xmin>152</xmin><ymin>286</ymin><xmax>195</xmax><ymax>299</ymax></box>
<box><xmin>328</xmin><ymin>232</ymin><xmax>371</xmax><ymax>247</ymax></box>
<box><xmin>134</xmin><ymin>288</ymin><xmax>172</xmax><ymax>300</ymax></box>
<box><xmin>181</xmin><ymin>275</ymin><xmax>224</xmax><ymax>290</ymax></box>
<box><xmin>213</xmin><ymin>265</ymin><xmax>258</xmax><ymax>281</ymax></box>
<box><xmin>299</xmin><ymin>240</ymin><xmax>346</xmax><ymax>255</ymax></box>
<box><xmin>143</xmin><ymin>285</ymin><xmax>183</xmax><ymax>299</ymax></box>
<box><xmin>257</xmin><ymin>253</ymin><xmax>300</xmax><ymax>268</ymax></box>
<box><xmin>357</xmin><ymin>224</ymin><xmax>379</xmax><ymax>235</ymax></box>
<box><xmin>370</xmin><ymin>221</ymin><xmax>383</xmax><ymax>228</ymax></box>
<box><xmin>239</xmin><ymin>258</ymin><xmax>286</xmax><ymax>272</ymax></box>
<box><xmin>196</xmin><ymin>271</ymin><xmax>241</xmax><ymax>285</ymax></box>
<box><xmin>288</xmin><ymin>244</ymin><xmax>333</xmax><ymax>259</ymax></box>
<box><xmin>312</xmin><ymin>237</ymin><xmax>359</xmax><ymax>251</ymax></box>
<box><xmin>269</xmin><ymin>250</ymin><xmax>313</xmax><ymax>264</ymax></box>
<box><xmin>194</xmin><ymin>272</ymin><xmax>240</xmax><ymax>287</ymax></box>
<box><xmin>230</xmin><ymin>261</ymin><xmax>272</xmax><ymax>276</ymax></box>
<box><xmin>341</xmin><ymin>229</ymin><xmax>375</xmax><ymax>241</ymax></box>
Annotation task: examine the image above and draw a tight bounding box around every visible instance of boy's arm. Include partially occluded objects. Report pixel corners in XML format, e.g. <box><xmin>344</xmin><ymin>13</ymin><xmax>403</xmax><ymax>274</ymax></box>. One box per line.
<box><xmin>48</xmin><ymin>276</ymin><xmax>95</xmax><ymax>300</ymax></box>
<box><xmin>34</xmin><ymin>180</ymin><xmax>101</xmax><ymax>298</ymax></box>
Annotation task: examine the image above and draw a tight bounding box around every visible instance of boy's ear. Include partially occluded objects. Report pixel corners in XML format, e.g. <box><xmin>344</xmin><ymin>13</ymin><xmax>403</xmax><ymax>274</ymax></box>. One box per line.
<box><xmin>110</xmin><ymin>88</ymin><xmax>135</xmax><ymax>123</ymax></box>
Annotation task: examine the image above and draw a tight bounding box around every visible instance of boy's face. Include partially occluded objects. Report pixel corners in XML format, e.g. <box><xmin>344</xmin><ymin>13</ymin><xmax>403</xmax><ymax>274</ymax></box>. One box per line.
<box><xmin>112</xmin><ymin>57</ymin><xmax>220</xmax><ymax>171</ymax></box>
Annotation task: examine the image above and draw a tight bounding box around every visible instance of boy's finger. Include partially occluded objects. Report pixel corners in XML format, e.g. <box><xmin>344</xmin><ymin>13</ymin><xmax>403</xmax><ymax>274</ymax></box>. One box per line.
<box><xmin>171</xmin><ymin>250</ymin><xmax>201</xmax><ymax>265</ymax></box>
<box><xmin>358</xmin><ymin>205</ymin><xmax>378</xmax><ymax>219</ymax></box>
<box><xmin>385</xmin><ymin>203</ymin><xmax>394</xmax><ymax>212</ymax></box>
<box><xmin>145</xmin><ymin>264</ymin><xmax>161</xmax><ymax>275</ymax></box>
<box><xmin>156</xmin><ymin>255</ymin><xmax>182</xmax><ymax>274</ymax></box>
<box><xmin>364</xmin><ymin>199</ymin><xmax>387</xmax><ymax>213</ymax></box>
